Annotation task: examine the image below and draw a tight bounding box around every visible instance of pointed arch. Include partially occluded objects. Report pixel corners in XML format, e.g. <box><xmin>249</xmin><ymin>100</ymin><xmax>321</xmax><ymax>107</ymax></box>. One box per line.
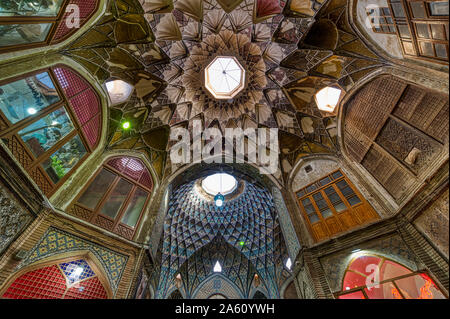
<box><xmin>338</xmin><ymin>253</ymin><xmax>447</xmax><ymax>299</ymax></box>
<box><xmin>0</xmin><ymin>251</ymin><xmax>113</xmax><ymax>299</ymax></box>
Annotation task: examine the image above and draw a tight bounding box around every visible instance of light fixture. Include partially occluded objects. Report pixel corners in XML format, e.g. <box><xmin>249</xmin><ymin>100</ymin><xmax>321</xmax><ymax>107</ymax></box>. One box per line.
<box><xmin>239</xmin><ymin>241</ymin><xmax>245</xmax><ymax>247</ymax></box>
<box><xmin>214</xmin><ymin>193</ymin><xmax>224</xmax><ymax>207</ymax></box>
<box><xmin>213</xmin><ymin>261</ymin><xmax>222</xmax><ymax>273</ymax></box>
<box><xmin>105</xmin><ymin>79</ymin><xmax>134</xmax><ymax>106</ymax></box>
<box><xmin>122</xmin><ymin>121</ymin><xmax>131</xmax><ymax>130</ymax></box>
<box><xmin>27</xmin><ymin>107</ymin><xmax>37</xmax><ymax>115</ymax></box>
<box><xmin>314</xmin><ymin>86</ymin><xmax>342</xmax><ymax>113</ymax></box>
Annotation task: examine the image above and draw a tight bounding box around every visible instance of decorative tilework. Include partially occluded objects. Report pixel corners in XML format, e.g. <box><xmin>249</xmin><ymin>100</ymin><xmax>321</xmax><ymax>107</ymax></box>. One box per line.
<box><xmin>0</xmin><ymin>184</ymin><xmax>34</xmax><ymax>254</ymax></box>
<box><xmin>19</xmin><ymin>227</ymin><xmax>128</xmax><ymax>293</ymax></box>
<box><xmin>59</xmin><ymin>259</ymin><xmax>96</xmax><ymax>285</ymax></box>
<box><xmin>155</xmin><ymin>179</ymin><xmax>290</xmax><ymax>298</ymax></box>
<box><xmin>272</xmin><ymin>187</ymin><xmax>301</xmax><ymax>260</ymax></box>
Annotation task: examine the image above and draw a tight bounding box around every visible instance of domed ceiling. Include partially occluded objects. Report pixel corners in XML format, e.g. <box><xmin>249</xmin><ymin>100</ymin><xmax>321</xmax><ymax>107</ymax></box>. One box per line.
<box><xmin>60</xmin><ymin>0</ymin><xmax>387</xmax><ymax>184</ymax></box>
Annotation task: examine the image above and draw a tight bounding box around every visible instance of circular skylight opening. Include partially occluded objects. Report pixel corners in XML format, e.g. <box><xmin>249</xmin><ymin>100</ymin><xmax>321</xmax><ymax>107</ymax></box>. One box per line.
<box><xmin>205</xmin><ymin>56</ymin><xmax>245</xmax><ymax>99</ymax></box>
<box><xmin>202</xmin><ymin>173</ymin><xmax>237</xmax><ymax>196</ymax></box>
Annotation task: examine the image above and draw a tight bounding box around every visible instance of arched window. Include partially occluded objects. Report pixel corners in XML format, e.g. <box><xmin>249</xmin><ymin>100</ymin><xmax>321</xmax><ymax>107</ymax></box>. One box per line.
<box><xmin>69</xmin><ymin>156</ymin><xmax>153</xmax><ymax>240</ymax></box>
<box><xmin>0</xmin><ymin>66</ymin><xmax>102</xmax><ymax>196</ymax></box>
<box><xmin>1</xmin><ymin>257</ymin><xmax>109</xmax><ymax>299</ymax></box>
<box><xmin>168</xmin><ymin>290</ymin><xmax>183</xmax><ymax>299</ymax></box>
<box><xmin>296</xmin><ymin>169</ymin><xmax>379</xmax><ymax>242</ymax></box>
<box><xmin>252</xmin><ymin>291</ymin><xmax>268</xmax><ymax>299</ymax></box>
<box><xmin>0</xmin><ymin>0</ymin><xmax>100</xmax><ymax>53</ymax></box>
<box><xmin>338</xmin><ymin>254</ymin><xmax>447</xmax><ymax>299</ymax></box>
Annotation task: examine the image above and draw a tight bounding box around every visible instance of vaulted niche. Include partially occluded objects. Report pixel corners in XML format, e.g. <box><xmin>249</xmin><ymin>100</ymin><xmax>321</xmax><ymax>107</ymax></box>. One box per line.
<box><xmin>154</xmin><ymin>166</ymin><xmax>295</xmax><ymax>299</ymax></box>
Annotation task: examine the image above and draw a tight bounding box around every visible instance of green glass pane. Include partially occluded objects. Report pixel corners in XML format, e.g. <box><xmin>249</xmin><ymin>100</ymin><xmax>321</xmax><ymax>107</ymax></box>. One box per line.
<box><xmin>0</xmin><ymin>23</ymin><xmax>52</xmax><ymax>47</ymax></box>
<box><xmin>100</xmin><ymin>178</ymin><xmax>133</xmax><ymax>219</ymax></box>
<box><xmin>77</xmin><ymin>169</ymin><xmax>117</xmax><ymax>210</ymax></box>
<box><xmin>121</xmin><ymin>188</ymin><xmax>148</xmax><ymax>227</ymax></box>
<box><xmin>0</xmin><ymin>72</ymin><xmax>59</xmax><ymax>124</ymax></box>
<box><xmin>18</xmin><ymin>107</ymin><xmax>74</xmax><ymax>157</ymax></box>
<box><xmin>42</xmin><ymin>135</ymin><xmax>87</xmax><ymax>183</ymax></box>
<box><xmin>0</xmin><ymin>0</ymin><xmax>65</xmax><ymax>16</ymax></box>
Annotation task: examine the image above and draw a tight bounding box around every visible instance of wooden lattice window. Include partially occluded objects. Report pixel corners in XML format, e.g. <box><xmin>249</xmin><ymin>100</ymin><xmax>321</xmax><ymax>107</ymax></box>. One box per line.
<box><xmin>388</xmin><ymin>0</ymin><xmax>449</xmax><ymax>63</ymax></box>
<box><xmin>337</xmin><ymin>254</ymin><xmax>447</xmax><ymax>299</ymax></box>
<box><xmin>1</xmin><ymin>257</ymin><xmax>110</xmax><ymax>299</ymax></box>
<box><xmin>296</xmin><ymin>170</ymin><xmax>379</xmax><ymax>242</ymax></box>
<box><xmin>0</xmin><ymin>66</ymin><xmax>102</xmax><ymax>197</ymax></box>
<box><xmin>366</xmin><ymin>7</ymin><xmax>396</xmax><ymax>34</ymax></box>
<box><xmin>0</xmin><ymin>0</ymin><xmax>99</xmax><ymax>53</ymax></box>
<box><xmin>69</xmin><ymin>156</ymin><xmax>153</xmax><ymax>240</ymax></box>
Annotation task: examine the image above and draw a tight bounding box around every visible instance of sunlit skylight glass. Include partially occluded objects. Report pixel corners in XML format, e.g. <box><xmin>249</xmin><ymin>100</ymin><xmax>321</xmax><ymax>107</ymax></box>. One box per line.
<box><xmin>202</xmin><ymin>173</ymin><xmax>237</xmax><ymax>196</ymax></box>
<box><xmin>205</xmin><ymin>56</ymin><xmax>245</xmax><ymax>99</ymax></box>
<box><xmin>314</xmin><ymin>86</ymin><xmax>342</xmax><ymax>113</ymax></box>
<box><xmin>286</xmin><ymin>258</ymin><xmax>292</xmax><ymax>270</ymax></box>
<box><xmin>213</xmin><ymin>261</ymin><xmax>222</xmax><ymax>273</ymax></box>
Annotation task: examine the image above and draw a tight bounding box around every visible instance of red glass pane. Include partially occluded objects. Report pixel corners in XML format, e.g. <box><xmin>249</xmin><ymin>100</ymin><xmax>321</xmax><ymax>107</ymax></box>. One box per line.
<box><xmin>70</xmin><ymin>89</ymin><xmax>100</xmax><ymax>125</ymax></box>
<box><xmin>364</xmin><ymin>282</ymin><xmax>403</xmax><ymax>299</ymax></box>
<box><xmin>395</xmin><ymin>274</ymin><xmax>446</xmax><ymax>299</ymax></box>
<box><xmin>348</xmin><ymin>255</ymin><xmax>382</xmax><ymax>275</ymax></box>
<box><xmin>52</xmin><ymin>0</ymin><xmax>99</xmax><ymax>42</ymax></box>
<box><xmin>65</xmin><ymin>277</ymin><xmax>107</xmax><ymax>299</ymax></box>
<box><xmin>338</xmin><ymin>291</ymin><xmax>366</xmax><ymax>299</ymax></box>
<box><xmin>2</xmin><ymin>265</ymin><xmax>66</xmax><ymax>299</ymax></box>
<box><xmin>82</xmin><ymin>114</ymin><xmax>101</xmax><ymax>148</ymax></box>
<box><xmin>342</xmin><ymin>271</ymin><xmax>367</xmax><ymax>291</ymax></box>
<box><xmin>106</xmin><ymin>157</ymin><xmax>152</xmax><ymax>188</ymax></box>
<box><xmin>139</xmin><ymin>170</ymin><xmax>153</xmax><ymax>190</ymax></box>
<box><xmin>380</xmin><ymin>260</ymin><xmax>412</xmax><ymax>281</ymax></box>
<box><xmin>53</xmin><ymin>67</ymin><xmax>89</xmax><ymax>98</ymax></box>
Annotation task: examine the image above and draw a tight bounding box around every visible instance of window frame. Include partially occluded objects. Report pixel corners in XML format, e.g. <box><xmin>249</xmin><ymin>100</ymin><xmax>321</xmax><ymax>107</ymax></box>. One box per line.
<box><xmin>335</xmin><ymin>254</ymin><xmax>448</xmax><ymax>299</ymax></box>
<box><xmin>70</xmin><ymin>159</ymin><xmax>153</xmax><ymax>240</ymax></box>
<box><xmin>0</xmin><ymin>0</ymin><xmax>100</xmax><ymax>53</ymax></box>
<box><xmin>0</xmin><ymin>66</ymin><xmax>99</xmax><ymax>196</ymax></box>
<box><xmin>296</xmin><ymin>169</ymin><xmax>379</xmax><ymax>242</ymax></box>
<box><xmin>366</xmin><ymin>6</ymin><xmax>397</xmax><ymax>34</ymax></box>
<box><xmin>388</xmin><ymin>0</ymin><xmax>449</xmax><ymax>63</ymax></box>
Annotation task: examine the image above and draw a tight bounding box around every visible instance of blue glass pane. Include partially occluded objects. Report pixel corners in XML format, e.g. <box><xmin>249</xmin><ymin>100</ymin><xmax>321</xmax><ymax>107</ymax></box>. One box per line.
<box><xmin>18</xmin><ymin>107</ymin><xmax>74</xmax><ymax>157</ymax></box>
<box><xmin>59</xmin><ymin>259</ymin><xmax>95</xmax><ymax>284</ymax></box>
<box><xmin>0</xmin><ymin>72</ymin><xmax>59</xmax><ymax>123</ymax></box>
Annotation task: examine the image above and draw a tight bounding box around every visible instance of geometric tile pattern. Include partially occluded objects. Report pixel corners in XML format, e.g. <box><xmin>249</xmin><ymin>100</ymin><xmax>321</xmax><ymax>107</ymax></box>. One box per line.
<box><xmin>59</xmin><ymin>259</ymin><xmax>96</xmax><ymax>285</ymax></box>
<box><xmin>19</xmin><ymin>227</ymin><xmax>128</xmax><ymax>293</ymax></box>
<box><xmin>155</xmin><ymin>178</ymin><xmax>290</xmax><ymax>298</ymax></box>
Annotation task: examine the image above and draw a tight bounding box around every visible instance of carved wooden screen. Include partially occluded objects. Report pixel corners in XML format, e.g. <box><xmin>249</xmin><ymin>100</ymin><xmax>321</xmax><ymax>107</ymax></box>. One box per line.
<box><xmin>0</xmin><ymin>0</ymin><xmax>99</xmax><ymax>53</ymax></box>
<box><xmin>296</xmin><ymin>169</ymin><xmax>379</xmax><ymax>242</ymax></box>
<box><xmin>1</xmin><ymin>258</ymin><xmax>109</xmax><ymax>299</ymax></box>
<box><xmin>338</xmin><ymin>254</ymin><xmax>447</xmax><ymax>299</ymax></box>
<box><xmin>68</xmin><ymin>156</ymin><xmax>153</xmax><ymax>240</ymax></box>
<box><xmin>0</xmin><ymin>66</ymin><xmax>102</xmax><ymax>197</ymax></box>
<box><xmin>344</xmin><ymin>75</ymin><xmax>448</xmax><ymax>202</ymax></box>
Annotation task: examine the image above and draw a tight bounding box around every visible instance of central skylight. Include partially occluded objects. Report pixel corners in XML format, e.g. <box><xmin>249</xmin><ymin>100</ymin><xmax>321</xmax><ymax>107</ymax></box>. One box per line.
<box><xmin>205</xmin><ymin>56</ymin><xmax>245</xmax><ymax>99</ymax></box>
<box><xmin>202</xmin><ymin>173</ymin><xmax>237</xmax><ymax>196</ymax></box>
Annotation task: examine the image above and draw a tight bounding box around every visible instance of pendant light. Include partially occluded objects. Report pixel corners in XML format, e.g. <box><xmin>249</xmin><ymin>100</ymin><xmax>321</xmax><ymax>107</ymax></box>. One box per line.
<box><xmin>214</xmin><ymin>171</ymin><xmax>225</xmax><ymax>207</ymax></box>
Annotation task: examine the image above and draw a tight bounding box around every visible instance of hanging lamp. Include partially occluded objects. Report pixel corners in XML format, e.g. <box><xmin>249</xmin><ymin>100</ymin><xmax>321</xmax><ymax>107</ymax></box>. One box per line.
<box><xmin>214</xmin><ymin>171</ymin><xmax>225</xmax><ymax>207</ymax></box>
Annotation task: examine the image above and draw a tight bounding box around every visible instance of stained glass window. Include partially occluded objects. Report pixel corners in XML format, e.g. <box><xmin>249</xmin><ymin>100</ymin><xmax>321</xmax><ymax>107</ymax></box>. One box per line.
<box><xmin>0</xmin><ymin>66</ymin><xmax>102</xmax><ymax>196</ymax></box>
<box><xmin>71</xmin><ymin>156</ymin><xmax>153</xmax><ymax>239</ymax></box>
<box><xmin>338</xmin><ymin>254</ymin><xmax>446</xmax><ymax>299</ymax></box>
<box><xmin>0</xmin><ymin>0</ymin><xmax>99</xmax><ymax>52</ymax></box>
<box><xmin>1</xmin><ymin>258</ymin><xmax>108</xmax><ymax>299</ymax></box>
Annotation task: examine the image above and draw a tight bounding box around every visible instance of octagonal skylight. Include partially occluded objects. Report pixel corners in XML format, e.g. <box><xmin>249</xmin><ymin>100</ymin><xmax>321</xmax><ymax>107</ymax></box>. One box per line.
<box><xmin>205</xmin><ymin>56</ymin><xmax>245</xmax><ymax>99</ymax></box>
